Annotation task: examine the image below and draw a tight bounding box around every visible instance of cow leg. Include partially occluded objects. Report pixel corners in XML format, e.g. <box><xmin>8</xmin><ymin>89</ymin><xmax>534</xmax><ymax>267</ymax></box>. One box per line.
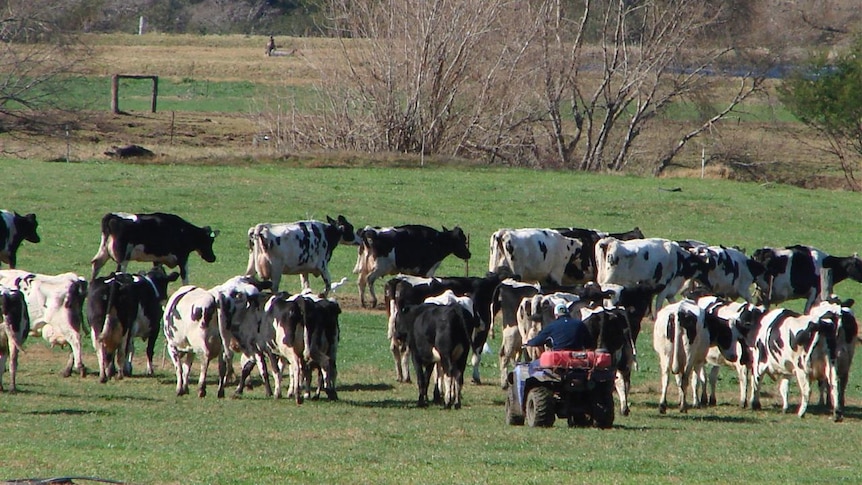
<box><xmin>470</xmin><ymin>350</ymin><xmax>482</xmax><ymax>385</ymax></box>
<box><xmin>779</xmin><ymin>378</ymin><xmax>792</xmax><ymax>414</ymax></box>
<box><xmin>215</xmin><ymin>356</ymin><xmax>228</xmax><ymax>399</ymax></box>
<box><xmin>320</xmin><ymin>269</ymin><xmax>332</xmax><ymax>297</ymax></box>
<box><xmin>391</xmin><ymin>337</ymin><xmax>411</xmax><ymax>383</ymax></box>
<box><xmin>694</xmin><ymin>367</ymin><xmax>707</xmax><ymax>407</ymax></box>
<box><xmin>8</xmin><ymin>344</ymin><xmax>18</xmax><ymax>393</ymax></box>
<box><xmin>499</xmin><ymin>326</ymin><xmax>517</xmax><ymax>389</ymax></box>
<box><xmin>707</xmin><ymin>365</ymin><xmax>720</xmax><ymax>406</ymax></box>
<box><xmin>658</xmin><ymin>358</ymin><xmax>670</xmax><ymax>414</ymax></box>
<box><xmin>300</xmin><ymin>273</ymin><xmax>312</xmax><ymax>294</ymax></box>
<box><xmin>615</xmin><ymin>369</ymin><xmax>631</xmax><ymax>416</ymax></box>
<box><xmin>256</xmin><ymin>353</ymin><xmax>273</xmax><ymax>397</ymax></box>
<box><xmin>143</xmin><ymin>329</ymin><xmax>160</xmax><ymax>377</ymax></box>
<box><xmin>233</xmin><ymin>358</ymin><xmax>257</xmax><ymax>398</ymax></box>
<box><xmin>793</xmin><ymin>372</ymin><xmax>811</xmax><ymax>418</ymax></box>
<box><xmin>269</xmin><ymin>354</ymin><xmax>284</xmax><ymax>399</ymax></box>
<box><xmin>676</xmin><ymin>371</ymin><xmax>688</xmax><ymax>413</ymax></box>
<box><xmin>194</xmin><ymin>354</ymin><xmax>209</xmax><ymax>398</ymax></box>
<box><xmin>61</xmin><ymin>332</ymin><xmax>85</xmax><ymax>378</ymax></box>
<box><xmin>735</xmin><ymin>365</ymin><xmax>749</xmax><ymax>408</ymax></box>
<box><xmin>168</xmin><ymin>345</ymin><xmax>188</xmax><ymax>396</ymax></box>
<box><xmin>750</xmin><ymin>371</ymin><xmax>764</xmax><ymax>411</ymax></box>
<box><xmin>415</xmin><ymin>360</ymin><xmax>433</xmax><ymax>408</ymax></box>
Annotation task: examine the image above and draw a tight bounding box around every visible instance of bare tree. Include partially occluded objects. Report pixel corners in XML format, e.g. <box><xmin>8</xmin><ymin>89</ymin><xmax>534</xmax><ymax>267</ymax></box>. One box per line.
<box><xmin>531</xmin><ymin>0</ymin><xmax>769</xmax><ymax>172</ymax></box>
<box><xmin>0</xmin><ymin>1</ymin><xmax>91</xmax><ymax>142</ymax></box>
<box><xmin>280</xmin><ymin>0</ymin><xmax>772</xmax><ymax>172</ymax></box>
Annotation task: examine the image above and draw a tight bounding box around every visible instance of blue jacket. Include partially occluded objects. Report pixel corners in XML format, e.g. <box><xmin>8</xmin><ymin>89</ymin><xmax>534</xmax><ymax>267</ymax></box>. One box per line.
<box><xmin>526</xmin><ymin>316</ymin><xmax>591</xmax><ymax>351</ymax></box>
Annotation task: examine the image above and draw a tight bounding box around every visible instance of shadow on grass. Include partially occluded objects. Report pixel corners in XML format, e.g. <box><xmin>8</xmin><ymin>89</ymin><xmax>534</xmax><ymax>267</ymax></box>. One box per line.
<box><xmin>341</xmin><ymin>398</ymin><xmax>413</xmax><ymax>409</ymax></box>
<box><xmin>337</xmin><ymin>382</ymin><xmax>395</xmax><ymax>392</ymax></box>
<box><xmin>24</xmin><ymin>408</ymin><xmax>112</xmax><ymax>416</ymax></box>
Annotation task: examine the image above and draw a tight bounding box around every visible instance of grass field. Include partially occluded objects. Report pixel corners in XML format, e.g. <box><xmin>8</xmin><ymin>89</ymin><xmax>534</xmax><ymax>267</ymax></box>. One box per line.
<box><xmin>1</xmin><ymin>159</ymin><xmax>862</xmax><ymax>484</ymax></box>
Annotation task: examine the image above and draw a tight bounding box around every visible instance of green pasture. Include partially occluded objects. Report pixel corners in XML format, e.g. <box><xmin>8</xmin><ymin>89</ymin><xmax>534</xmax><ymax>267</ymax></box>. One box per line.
<box><xmin>42</xmin><ymin>74</ymin><xmax>797</xmax><ymax>123</ymax></box>
<box><xmin>1</xmin><ymin>159</ymin><xmax>862</xmax><ymax>484</ymax></box>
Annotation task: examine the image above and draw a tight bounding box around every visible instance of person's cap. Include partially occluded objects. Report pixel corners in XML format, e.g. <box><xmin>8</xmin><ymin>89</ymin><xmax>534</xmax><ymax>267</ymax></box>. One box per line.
<box><xmin>554</xmin><ymin>302</ymin><xmax>568</xmax><ymax>316</ymax></box>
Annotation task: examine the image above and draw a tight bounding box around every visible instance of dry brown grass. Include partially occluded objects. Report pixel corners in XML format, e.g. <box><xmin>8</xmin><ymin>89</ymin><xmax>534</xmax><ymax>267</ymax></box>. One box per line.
<box><xmin>3</xmin><ymin>33</ymin><xmax>856</xmax><ymax>189</ymax></box>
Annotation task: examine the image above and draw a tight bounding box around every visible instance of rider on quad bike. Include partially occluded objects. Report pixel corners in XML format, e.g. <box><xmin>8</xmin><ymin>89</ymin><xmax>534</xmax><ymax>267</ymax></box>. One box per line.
<box><xmin>506</xmin><ymin>302</ymin><xmax>617</xmax><ymax>428</ymax></box>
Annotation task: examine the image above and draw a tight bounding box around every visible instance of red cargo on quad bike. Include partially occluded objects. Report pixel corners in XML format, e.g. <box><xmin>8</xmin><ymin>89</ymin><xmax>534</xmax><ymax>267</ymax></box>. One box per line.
<box><xmin>505</xmin><ymin>349</ymin><xmax>616</xmax><ymax>428</ymax></box>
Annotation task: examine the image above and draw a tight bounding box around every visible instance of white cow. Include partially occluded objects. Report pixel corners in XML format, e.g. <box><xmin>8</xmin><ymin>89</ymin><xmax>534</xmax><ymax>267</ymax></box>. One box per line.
<box><xmin>212</xmin><ymin>275</ymin><xmax>274</xmax><ymax>398</ymax></box>
<box><xmin>163</xmin><ymin>285</ymin><xmax>228</xmax><ymax>398</ymax></box>
<box><xmin>751</xmin><ymin>303</ymin><xmax>843</xmax><ymax>419</ymax></box>
<box><xmin>245</xmin><ymin>216</ymin><xmax>359</xmax><ymax>295</ymax></box>
<box><xmin>596</xmin><ymin>237</ymin><xmax>706</xmax><ymax>314</ymax></box>
<box><xmin>653</xmin><ymin>299</ymin><xmax>740</xmax><ymax>413</ymax></box>
<box><xmin>488</xmin><ymin>228</ymin><xmax>584</xmax><ymax>285</ymax></box>
<box><xmin>0</xmin><ymin>270</ymin><xmax>88</xmax><ymax>377</ymax></box>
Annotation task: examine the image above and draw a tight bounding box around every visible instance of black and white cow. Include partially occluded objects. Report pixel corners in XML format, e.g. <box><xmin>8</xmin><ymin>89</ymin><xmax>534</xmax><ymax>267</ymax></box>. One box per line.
<box><xmin>555</xmin><ymin>226</ymin><xmax>645</xmax><ymax>282</ymax></box>
<box><xmin>751</xmin><ymin>303</ymin><xmax>844</xmax><ymax>420</ymax></box>
<box><xmin>694</xmin><ymin>296</ymin><xmax>765</xmax><ymax>408</ymax></box>
<box><xmin>211</xmin><ymin>275</ymin><xmax>274</xmax><ymax>398</ymax></box>
<box><xmin>652</xmin><ymin>299</ymin><xmax>741</xmax><ymax>413</ymax></box>
<box><xmin>0</xmin><ymin>211</ymin><xmax>40</xmax><ymax>269</ymax></box>
<box><xmin>811</xmin><ymin>299</ymin><xmax>857</xmax><ymax>421</ymax></box>
<box><xmin>90</xmin><ymin>212</ymin><xmax>219</xmax><ymax>284</ymax></box>
<box><xmin>595</xmin><ymin>237</ymin><xmax>707</xmax><ymax>314</ymax></box>
<box><xmin>678</xmin><ymin>242</ymin><xmax>768</xmax><ymax>304</ymax></box>
<box><xmin>394</xmin><ymin>302</ymin><xmax>472</xmax><ymax>409</ymax></box>
<box><xmin>488</xmin><ymin>228</ymin><xmax>584</xmax><ymax>286</ymax></box>
<box><xmin>245</xmin><ymin>215</ymin><xmax>359</xmax><ymax>295</ymax></box>
<box><xmin>353</xmin><ymin>224</ymin><xmax>471</xmax><ymax>308</ymax></box>
<box><xmin>384</xmin><ymin>271</ymin><xmax>507</xmax><ymax>384</ymax></box>
<box><xmin>491</xmin><ymin>279</ymin><xmax>540</xmax><ymax>388</ymax></box>
<box><xmin>162</xmin><ymin>285</ymin><xmax>228</xmax><ymax>398</ymax></box>
<box><xmin>0</xmin><ymin>286</ymin><xmax>29</xmax><ymax>392</ymax></box>
<box><xmin>262</xmin><ymin>292</ymin><xmax>341</xmax><ymax>403</ymax></box>
<box><xmin>0</xmin><ymin>270</ymin><xmax>88</xmax><ymax>377</ymax></box>
<box><xmin>87</xmin><ymin>267</ymin><xmax>180</xmax><ymax>383</ymax></box>
<box><xmin>752</xmin><ymin>245</ymin><xmax>862</xmax><ymax>311</ymax></box>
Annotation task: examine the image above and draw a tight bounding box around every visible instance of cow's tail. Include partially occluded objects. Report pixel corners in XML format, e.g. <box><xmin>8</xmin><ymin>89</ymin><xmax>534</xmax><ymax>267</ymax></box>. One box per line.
<box><xmin>671</xmin><ymin>312</ymin><xmax>684</xmax><ymax>375</ymax></box>
<box><xmin>245</xmin><ymin>226</ymin><xmax>260</xmax><ymax>277</ymax></box>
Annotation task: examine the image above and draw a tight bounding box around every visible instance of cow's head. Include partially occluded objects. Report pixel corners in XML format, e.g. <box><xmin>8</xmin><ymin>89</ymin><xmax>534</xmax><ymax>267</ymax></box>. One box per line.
<box><xmin>443</xmin><ymin>226</ymin><xmax>471</xmax><ymax>260</ymax></box>
<box><xmin>327</xmin><ymin>215</ymin><xmax>360</xmax><ymax>245</ymax></box>
<box><xmin>196</xmin><ymin>225</ymin><xmax>219</xmax><ymax>263</ymax></box>
<box><xmin>15</xmin><ymin>213</ymin><xmax>40</xmax><ymax>244</ymax></box>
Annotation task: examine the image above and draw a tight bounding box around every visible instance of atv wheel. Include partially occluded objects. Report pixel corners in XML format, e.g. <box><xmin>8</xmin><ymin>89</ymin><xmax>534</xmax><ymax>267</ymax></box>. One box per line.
<box><xmin>590</xmin><ymin>381</ymin><xmax>615</xmax><ymax>429</ymax></box>
<box><xmin>505</xmin><ymin>384</ymin><xmax>525</xmax><ymax>426</ymax></box>
<box><xmin>525</xmin><ymin>386</ymin><xmax>556</xmax><ymax>427</ymax></box>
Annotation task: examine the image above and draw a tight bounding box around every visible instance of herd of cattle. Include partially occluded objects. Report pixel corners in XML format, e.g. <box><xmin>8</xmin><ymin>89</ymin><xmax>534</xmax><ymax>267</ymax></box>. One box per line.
<box><xmin>0</xmin><ymin>208</ymin><xmax>860</xmax><ymax>421</ymax></box>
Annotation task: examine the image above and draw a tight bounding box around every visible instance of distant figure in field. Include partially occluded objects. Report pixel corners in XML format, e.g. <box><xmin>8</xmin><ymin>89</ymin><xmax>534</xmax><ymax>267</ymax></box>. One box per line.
<box><xmin>266</xmin><ymin>36</ymin><xmax>276</xmax><ymax>56</ymax></box>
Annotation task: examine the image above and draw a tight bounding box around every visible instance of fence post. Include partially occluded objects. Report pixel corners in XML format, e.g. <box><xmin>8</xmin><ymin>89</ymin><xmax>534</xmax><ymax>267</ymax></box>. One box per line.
<box><xmin>111</xmin><ymin>74</ymin><xmax>120</xmax><ymax>114</ymax></box>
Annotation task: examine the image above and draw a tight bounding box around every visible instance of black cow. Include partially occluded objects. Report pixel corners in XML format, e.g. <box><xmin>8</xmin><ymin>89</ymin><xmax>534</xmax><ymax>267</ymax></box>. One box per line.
<box><xmin>87</xmin><ymin>267</ymin><xmax>180</xmax><ymax>383</ymax></box>
<box><xmin>752</xmin><ymin>245</ymin><xmax>862</xmax><ymax>311</ymax></box>
<box><xmin>353</xmin><ymin>224</ymin><xmax>471</xmax><ymax>308</ymax></box>
<box><xmin>394</xmin><ymin>302</ymin><xmax>473</xmax><ymax>409</ymax></box>
<box><xmin>0</xmin><ymin>210</ymin><xmax>40</xmax><ymax>269</ymax></box>
<box><xmin>90</xmin><ymin>212</ymin><xmax>219</xmax><ymax>284</ymax></box>
<box><xmin>385</xmin><ymin>270</ymin><xmax>508</xmax><ymax>384</ymax></box>
<box><xmin>556</xmin><ymin>226</ymin><xmax>644</xmax><ymax>282</ymax></box>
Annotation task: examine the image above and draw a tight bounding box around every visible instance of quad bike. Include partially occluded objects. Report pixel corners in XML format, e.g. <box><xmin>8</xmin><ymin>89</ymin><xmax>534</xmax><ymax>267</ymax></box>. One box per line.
<box><xmin>505</xmin><ymin>349</ymin><xmax>616</xmax><ymax>428</ymax></box>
